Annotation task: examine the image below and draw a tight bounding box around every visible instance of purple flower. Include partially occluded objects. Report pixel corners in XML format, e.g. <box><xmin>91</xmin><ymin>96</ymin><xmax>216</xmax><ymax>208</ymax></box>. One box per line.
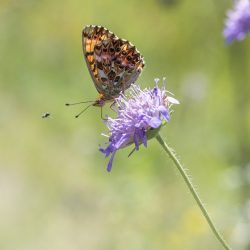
<box><xmin>223</xmin><ymin>0</ymin><xmax>250</xmax><ymax>43</ymax></box>
<box><xmin>99</xmin><ymin>79</ymin><xmax>179</xmax><ymax>172</ymax></box>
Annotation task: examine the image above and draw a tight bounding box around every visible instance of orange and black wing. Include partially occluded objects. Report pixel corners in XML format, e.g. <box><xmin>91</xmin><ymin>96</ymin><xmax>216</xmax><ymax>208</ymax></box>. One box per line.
<box><xmin>82</xmin><ymin>25</ymin><xmax>145</xmax><ymax>101</ymax></box>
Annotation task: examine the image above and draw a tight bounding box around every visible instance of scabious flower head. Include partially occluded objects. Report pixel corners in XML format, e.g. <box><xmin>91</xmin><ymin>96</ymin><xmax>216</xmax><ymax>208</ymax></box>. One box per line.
<box><xmin>99</xmin><ymin>78</ymin><xmax>179</xmax><ymax>172</ymax></box>
<box><xmin>223</xmin><ymin>0</ymin><xmax>250</xmax><ymax>43</ymax></box>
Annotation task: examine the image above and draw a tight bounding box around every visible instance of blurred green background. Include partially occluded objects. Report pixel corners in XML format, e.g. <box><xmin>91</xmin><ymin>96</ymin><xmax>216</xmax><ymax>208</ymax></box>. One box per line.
<box><xmin>0</xmin><ymin>0</ymin><xmax>250</xmax><ymax>249</ymax></box>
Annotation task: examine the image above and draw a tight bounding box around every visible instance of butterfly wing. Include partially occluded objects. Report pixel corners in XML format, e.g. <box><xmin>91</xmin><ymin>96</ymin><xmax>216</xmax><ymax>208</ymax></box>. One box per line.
<box><xmin>82</xmin><ymin>25</ymin><xmax>115</xmax><ymax>95</ymax></box>
<box><xmin>82</xmin><ymin>25</ymin><xmax>145</xmax><ymax>101</ymax></box>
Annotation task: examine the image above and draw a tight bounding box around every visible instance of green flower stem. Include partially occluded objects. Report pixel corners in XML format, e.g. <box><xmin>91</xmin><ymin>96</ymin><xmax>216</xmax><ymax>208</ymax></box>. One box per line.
<box><xmin>156</xmin><ymin>133</ymin><xmax>231</xmax><ymax>250</ymax></box>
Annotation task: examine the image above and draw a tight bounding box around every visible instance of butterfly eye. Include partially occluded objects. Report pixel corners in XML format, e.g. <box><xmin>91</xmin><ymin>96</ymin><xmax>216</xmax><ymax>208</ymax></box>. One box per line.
<box><xmin>116</xmin><ymin>47</ymin><xmax>121</xmax><ymax>52</ymax></box>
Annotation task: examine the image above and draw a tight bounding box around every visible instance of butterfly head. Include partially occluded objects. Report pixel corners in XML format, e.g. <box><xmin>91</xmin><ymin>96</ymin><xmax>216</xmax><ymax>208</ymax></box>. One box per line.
<box><xmin>93</xmin><ymin>94</ymin><xmax>109</xmax><ymax>107</ymax></box>
<box><xmin>93</xmin><ymin>100</ymin><xmax>105</xmax><ymax>107</ymax></box>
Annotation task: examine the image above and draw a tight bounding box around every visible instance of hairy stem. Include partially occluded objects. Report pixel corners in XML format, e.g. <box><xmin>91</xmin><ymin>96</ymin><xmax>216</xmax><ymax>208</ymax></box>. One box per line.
<box><xmin>156</xmin><ymin>133</ymin><xmax>231</xmax><ymax>250</ymax></box>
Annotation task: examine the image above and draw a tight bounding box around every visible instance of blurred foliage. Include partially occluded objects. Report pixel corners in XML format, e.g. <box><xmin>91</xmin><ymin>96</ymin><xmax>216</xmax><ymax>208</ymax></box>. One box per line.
<box><xmin>0</xmin><ymin>0</ymin><xmax>250</xmax><ymax>249</ymax></box>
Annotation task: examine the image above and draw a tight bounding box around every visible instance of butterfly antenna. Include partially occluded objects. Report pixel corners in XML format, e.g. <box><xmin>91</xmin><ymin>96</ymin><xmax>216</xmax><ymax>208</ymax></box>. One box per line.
<box><xmin>65</xmin><ymin>100</ymin><xmax>94</xmax><ymax>106</ymax></box>
<box><xmin>75</xmin><ymin>104</ymin><xmax>93</xmax><ymax>118</ymax></box>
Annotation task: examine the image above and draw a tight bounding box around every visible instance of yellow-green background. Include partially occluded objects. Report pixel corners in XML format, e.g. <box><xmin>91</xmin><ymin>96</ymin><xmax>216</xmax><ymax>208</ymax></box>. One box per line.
<box><xmin>0</xmin><ymin>0</ymin><xmax>250</xmax><ymax>249</ymax></box>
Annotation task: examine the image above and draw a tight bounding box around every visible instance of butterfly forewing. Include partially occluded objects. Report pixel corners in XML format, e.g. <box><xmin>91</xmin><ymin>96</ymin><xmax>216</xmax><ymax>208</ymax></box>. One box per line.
<box><xmin>82</xmin><ymin>25</ymin><xmax>145</xmax><ymax>104</ymax></box>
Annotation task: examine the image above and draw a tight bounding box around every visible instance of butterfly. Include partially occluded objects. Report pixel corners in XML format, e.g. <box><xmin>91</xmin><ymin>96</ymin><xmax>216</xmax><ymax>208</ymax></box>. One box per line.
<box><xmin>82</xmin><ymin>25</ymin><xmax>145</xmax><ymax>107</ymax></box>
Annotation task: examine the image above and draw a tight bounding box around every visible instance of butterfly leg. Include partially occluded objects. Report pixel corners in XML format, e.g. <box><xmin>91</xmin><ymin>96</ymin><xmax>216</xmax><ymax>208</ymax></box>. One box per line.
<box><xmin>109</xmin><ymin>101</ymin><xmax>116</xmax><ymax>112</ymax></box>
<box><xmin>100</xmin><ymin>106</ymin><xmax>104</xmax><ymax>119</ymax></box>
<box><xmin>100</xmin><ymin>106</ymin><xmax>108</xmax><ymax>120</ymax></box>
<box><xmin>100</xmin><ymin>101</ymin><xmax>116</xmax><ymax>120</ymax></box>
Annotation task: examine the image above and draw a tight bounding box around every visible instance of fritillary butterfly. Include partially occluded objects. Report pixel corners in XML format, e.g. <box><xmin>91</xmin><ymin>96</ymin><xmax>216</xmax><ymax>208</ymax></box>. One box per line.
<box><xmin>82</xmin><ymin>25</ymin><xmax>145</xmax><ymax>107</ymax></box>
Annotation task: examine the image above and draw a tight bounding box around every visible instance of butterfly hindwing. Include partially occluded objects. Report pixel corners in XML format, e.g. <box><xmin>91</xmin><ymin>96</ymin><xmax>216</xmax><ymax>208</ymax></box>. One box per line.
<box><xmin>82</xmin><ymin>25</ymin><xmax>145</xmax><ymax>103</ymax></box>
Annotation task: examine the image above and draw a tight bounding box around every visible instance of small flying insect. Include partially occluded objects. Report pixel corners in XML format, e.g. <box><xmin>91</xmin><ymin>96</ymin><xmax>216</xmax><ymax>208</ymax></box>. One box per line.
<box><xmin>41</xmin><ymin>112</ymin><xmax>51</xmax><ymax>119</ymax></box>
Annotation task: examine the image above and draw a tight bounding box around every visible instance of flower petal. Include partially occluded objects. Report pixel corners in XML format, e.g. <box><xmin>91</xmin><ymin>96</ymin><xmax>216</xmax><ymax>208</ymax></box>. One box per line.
<box><xmin>99</xmin><ymin>144</ymin><xmax>113</xmax><ymax>157</ymax></box>
<box><xmin>99</xmin><ymin>80</ymin><xmax>179</xmax><ymax>171</ymax></box>
<box><xmin>107</xmin><ymin>151</ymin><xmax>116</xmax><ymax>172</ymax></box>
<box><xmin>223</xmin><ymin>0</ymin><xmax>250</xmax><ymax>43</ymax></box>
<box><xmin>134</xmin><ymin>129</ymin><xmax>140</xmax><ymax>150</ymax></box>
<box><xmin>148</xmin><ymin>117</ymin><xmax>162</xmax><ymax>128</ymax></box>
<box><xmin>167</xmin><ymin>96</ymin><xmax>180</xmax><ymax>104</ymax></box>
<box><xmin>158</xmin><ymin>105</ymin><xmax>170</xmax><ymax>121</ymax></box>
